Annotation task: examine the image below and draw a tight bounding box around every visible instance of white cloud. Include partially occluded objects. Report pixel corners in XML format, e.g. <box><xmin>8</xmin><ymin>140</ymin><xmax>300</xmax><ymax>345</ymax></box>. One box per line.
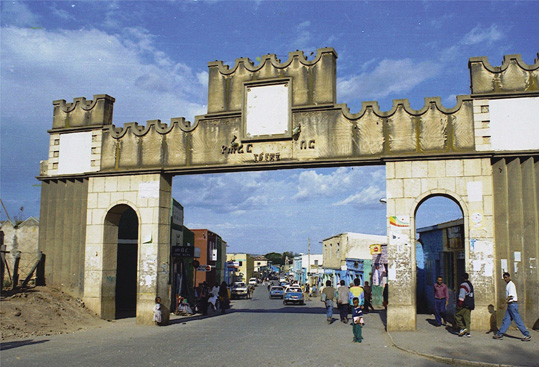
<box><xmin>333</xmin><ymin>184</ymin><xmax>385</xmax><ymax>208</ymax></box>
<box><xmin>462</xmin><ymin>24</ymin><xmax>504</xmax><ymax>45</ymax></box>
<box><xmin>293</xmin><ymin>167</ymin><xmax>385</xmax><ymax>201</ymax></box>
<box><xmin>338</xmin><ymin>58</ymin><xmax>441</xmax><ymax>102</ymax></box>
<box><xmin>0</xmin><ymin>2</ymin><xmax>40</xmax><ymax>27</ymax></box>
<box><xmin>1</xmin><ymin>25</ymin><xmax>207</xmax><ymax>125</ymax></box>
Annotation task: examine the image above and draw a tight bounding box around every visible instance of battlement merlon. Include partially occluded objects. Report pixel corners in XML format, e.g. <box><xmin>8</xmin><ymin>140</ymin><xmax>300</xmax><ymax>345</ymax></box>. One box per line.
<box><xmin>51</xmin><ymin>94</ymin><xmax>115</xmax><ymax>132</ymax></box>
<box><xmin>207</xmin><ymin>47</ymin><xmax>338</xmax><ymax>114</ymax></box>
<box><xmin>468</xmin><ymin>53</ymin><xmax>539</xmax><ymax>95</ymax></box>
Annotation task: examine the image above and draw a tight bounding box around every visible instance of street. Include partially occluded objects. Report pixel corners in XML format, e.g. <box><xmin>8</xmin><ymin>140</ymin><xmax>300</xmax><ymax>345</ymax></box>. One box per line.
<box><xmin>1</xmin><ymin>286</ymin><xmax>447</xmax><ymax>367</ymax></box>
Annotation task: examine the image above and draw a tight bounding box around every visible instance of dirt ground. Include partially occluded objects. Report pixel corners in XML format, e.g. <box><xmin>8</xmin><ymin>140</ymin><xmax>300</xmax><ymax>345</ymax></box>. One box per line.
<box><xmin>0</xmin><ymin>286</ymin><xmax>107</xmax><ymax>341</ymax></box>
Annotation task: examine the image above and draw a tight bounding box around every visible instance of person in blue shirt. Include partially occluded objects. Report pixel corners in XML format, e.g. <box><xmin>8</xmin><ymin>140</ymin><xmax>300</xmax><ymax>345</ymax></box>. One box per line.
<box><xmin>352</xmin><ymin>297</ymin><xmax>364</xmax><ymax>343</ymax></box>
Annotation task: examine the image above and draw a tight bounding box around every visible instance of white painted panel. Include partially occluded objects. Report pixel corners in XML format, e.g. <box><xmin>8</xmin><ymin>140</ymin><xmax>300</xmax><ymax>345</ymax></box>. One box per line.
<box><xmin>490</xmin><ymin>97</ymin><xmax>539</xmax><ymax>151</ymax></box>
<box><xmin>138</xmin><ymin>181</ymin><xmax>159</xmax><ymax>198</ymax></box>
<box><xmin>58</xmin><ymin>132</ymin><xmax>92</xmax><ymax>174</ymax></box>
<box><xmin>245</xmin><ymin>83</ymin><xmax>289</xmax><ymax>137</ymax></box>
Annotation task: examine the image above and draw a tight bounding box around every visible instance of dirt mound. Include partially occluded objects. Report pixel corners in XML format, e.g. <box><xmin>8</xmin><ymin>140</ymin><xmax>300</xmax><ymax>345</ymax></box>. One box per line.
<box><xmin>0</xmin><ymin>286</ymin><xmax>106</xmax><ymax>341</ymax></box>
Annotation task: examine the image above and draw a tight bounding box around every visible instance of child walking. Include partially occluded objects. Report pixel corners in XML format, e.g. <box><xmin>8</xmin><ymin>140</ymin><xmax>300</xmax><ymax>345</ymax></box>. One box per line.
<box><xmin>352</xmin><ymin>297</ymin><xmax>364</xmax><ymax>343</ymax></box>
<box><xmin>153</xmin><ymin>297</ymin><xmax>162</xmax><ymax>326</ymax></box>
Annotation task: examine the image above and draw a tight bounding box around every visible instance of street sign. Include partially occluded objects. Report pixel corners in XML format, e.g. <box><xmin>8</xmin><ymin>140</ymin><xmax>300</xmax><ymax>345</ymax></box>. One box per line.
<box><xmin>172</xmin><ymin>246</ymin><xmax>195</xmax><ymax>258</ymax></box>
<box><xmin>370</xmin><ymin>244</ymin><xmax>382</xmax><ymax>255</ymax></box>
<box><xmin>197</xmin><ymin>265</ymin><xmax>213</xmax><ymax>272</ymax></box>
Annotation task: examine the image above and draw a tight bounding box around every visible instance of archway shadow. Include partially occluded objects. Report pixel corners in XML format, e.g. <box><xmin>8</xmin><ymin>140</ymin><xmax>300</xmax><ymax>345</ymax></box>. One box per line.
<box><xmin>0</xmin><ymin>339</ymin><xmax>49</xmax><ymax>351</ymax></box>
<box><xmin>378</xmin><ymin>308</ymin><xmax>387</xmax><ymax>331</ymax></box>
<box><xmin>169</xmin><ymin>304</ymin><xmax>327</xmax><ymax>325</ymax></box>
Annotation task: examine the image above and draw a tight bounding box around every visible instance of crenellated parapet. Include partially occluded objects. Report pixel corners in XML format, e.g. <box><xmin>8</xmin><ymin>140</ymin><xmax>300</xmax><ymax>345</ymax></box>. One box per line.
<box><xmin>207</xmin><ymin>47</ymin><xmax>337</xmax><ymax>113</ymax></box>
<box><xmin>469</xmin><ymin>53</ymin><xmax>539</xmax><ymax>95</ymax></box>
<box><xmin>52</xmin><ymin>94</ymin><xmax>115</xmax><ymax>131</ymax></box>
<box><xmin>96</xmin><ymin>94</ymin><xmax>475</xmax><ymax>173</ymax></box>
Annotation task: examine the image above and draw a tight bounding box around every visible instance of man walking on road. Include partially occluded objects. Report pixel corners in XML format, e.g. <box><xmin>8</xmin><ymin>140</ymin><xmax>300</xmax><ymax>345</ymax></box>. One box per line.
<box><xmin>433</xmin><ymin>276</ymin><xmax>449</xmax><ymax>327</ymax></box>
<box><xmin>322</xmin><ymin>280</ymin><xmax>335</xmax><ymax>324</ymax></box>
<box><xmin>337</xmin><ymin>280</ymin><xmax>350</xmax><ymax>323</ymax></box>
<box><xmin>363</xmin><ymin>281</ymin><xmax>375</xmax><ymax>313</ymax></box>
<box><xmin>455</xmin><ymin>273</ymin><xmax>474</xmax><ymax>337</ymax></box>
<box><xmin>493</xmin><ymin>272</ymin><xmax>531</xmax><ymax>341</ymax></box>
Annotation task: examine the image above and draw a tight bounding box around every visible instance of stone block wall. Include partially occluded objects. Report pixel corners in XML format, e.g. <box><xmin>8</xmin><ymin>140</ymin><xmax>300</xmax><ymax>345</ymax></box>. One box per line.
<box><xmin>83</xmin><ymin>173</ymin><xmax>172</xmax><ymax>325</ymax></box>
<box><xmin>386</xmin><ymin>158</ymin><xmax>495</xmax><ymax>331</ymax></box>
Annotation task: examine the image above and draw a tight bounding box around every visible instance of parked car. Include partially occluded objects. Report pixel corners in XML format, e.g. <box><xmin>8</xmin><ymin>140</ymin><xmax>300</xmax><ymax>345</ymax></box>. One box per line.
<box><xmin>269</xmin><ymin>286</ymin><xmax>285</xmax><ymax>299</ymax></box>
<box><xmin>231</xmin><ymin>282</ymin><xmax>248</xmax><ymax>299</ymax></box>
<box><xmin>283</xmin><ymin>286</ymin><xmax>304</xmax><ymax>305</ymax></box>
<box><xmin>248</xmin><ymin>278</ymin><xmax>258</xmax><ymax>286</ymax></box>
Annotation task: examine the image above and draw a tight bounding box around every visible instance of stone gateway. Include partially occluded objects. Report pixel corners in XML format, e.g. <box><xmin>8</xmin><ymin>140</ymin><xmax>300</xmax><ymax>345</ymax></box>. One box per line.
<box><xmin>37</xmin><ymin>49</ymin><xmax>539</xmax><ymax>329</ymax></box>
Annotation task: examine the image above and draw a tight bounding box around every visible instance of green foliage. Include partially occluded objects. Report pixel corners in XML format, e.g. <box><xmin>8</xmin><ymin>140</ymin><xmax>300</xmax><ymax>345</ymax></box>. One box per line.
<box><xmin>264</xmin><ymin>251</ymin><xmax>297</xmax><ymax>265</ymax></box>
<box><xmin>264</xmin><ymin>252</ymin><xmax>284</xmax><ymax>265</ymax></box>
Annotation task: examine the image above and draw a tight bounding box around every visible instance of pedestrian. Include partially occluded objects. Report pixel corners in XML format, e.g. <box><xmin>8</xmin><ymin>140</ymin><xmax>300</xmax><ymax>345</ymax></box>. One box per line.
<box><xmin>363</xmin><ymin>281</ymin><xmax>375</xmax><ymax>313</ymax></box>
<box><xmin>305</xmin><ymin>283</ymin><xmax>311</xmax><ymax>301</ymax></box>
<box><xmin>199</xmin><ymin>281</ymin><xmax>210</xmax><ymax>315</ymax></box>
<box><xmin>153</xmin><ymin>296</ymin><xmax>162</xmax><ymax>326</ymax></box>
<box><xmin>209</xmin><ymin>283</ymin><xmax>219</xmax><ymax>311</ymax></box>
<box><xmin>455</xmin><ymin>273</ymin><xmax>474</xmax><ymax>337</ymax></box>
<box><xmin>352</xmin><ymin>297</ymin><xmax>365</xmax><ymax>343</ymax></box>
<box><xmin>383</xmin><ymin>283</ymin><xmax>388</xmax><ymax>309</ymax></box>
<box><xmin>337</xmin><ymin>280</ymin><xmax>350</xmax><ymax>323</ymax></box>
<box><xmin>218</xmin><ymin>281</ymin><xmax>230</xmax><ymax>314</ymax></box>
<box><xmin>321</xmin><ymin>280</ymin><xmax>335</xmax><ymax>324</ymax></box>
<box><xmin>349</xmin><ymin>278</ymin><xmax>364</xmax><ymax>309</ymax></box>
<box><xmin>493</xmin><ymin>272</ymin><xmax>531</xmax><ymax>341</ymax></box>
<box><xmin>433</xmin><ymin>276</ymin><xmax>449</xmax><ymax>327</ymax></box>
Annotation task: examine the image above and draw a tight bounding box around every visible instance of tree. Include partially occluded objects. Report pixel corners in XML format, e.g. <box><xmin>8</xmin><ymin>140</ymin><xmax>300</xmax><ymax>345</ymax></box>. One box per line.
<box><xmin>264</xmin><ymin>252</ymin><xmax>284</xmax><ymax>265</ymax></box>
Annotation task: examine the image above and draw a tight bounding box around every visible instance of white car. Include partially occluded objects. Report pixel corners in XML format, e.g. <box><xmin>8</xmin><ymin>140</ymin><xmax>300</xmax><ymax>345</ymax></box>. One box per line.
<box><xmin>248</xmin><ymin>278</ymin><xmax>257</xmax><ymax>286</ymax></box>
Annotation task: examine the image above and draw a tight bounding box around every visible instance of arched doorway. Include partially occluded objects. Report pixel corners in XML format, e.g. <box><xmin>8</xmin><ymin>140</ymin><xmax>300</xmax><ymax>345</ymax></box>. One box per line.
<box><xmin>103</xmin><ymin>204</ymin><xmax>139</xmax><ymax>319</ymax></box>
<box><xmin>414</xmin><ymin>195</ymin><xmax>464</xmax><ymax>320</ymax></box>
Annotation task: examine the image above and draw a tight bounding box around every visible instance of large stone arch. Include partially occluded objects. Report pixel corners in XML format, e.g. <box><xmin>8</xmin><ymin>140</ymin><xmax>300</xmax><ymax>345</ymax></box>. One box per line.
<box><xmin>99</xmin><ymin>203</ymin><xmax>139</xmax><ymax>320</ymax></box>
<box><xmin>412</xmin><ymin>191</ymin><xmax>466</xmax><ymax>315</ymax></box>
<box><xmin>37</xmin><ymin>49</ymin><xmax>538</xmax><ymax>328</ymax></box>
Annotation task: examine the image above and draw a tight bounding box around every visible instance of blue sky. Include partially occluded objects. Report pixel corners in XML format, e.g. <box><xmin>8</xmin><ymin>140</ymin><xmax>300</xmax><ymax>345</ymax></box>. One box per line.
<box><xmin>1</xmin><ymin>1</ymin><xmax>538</xmax><ymax>254</ymax></box>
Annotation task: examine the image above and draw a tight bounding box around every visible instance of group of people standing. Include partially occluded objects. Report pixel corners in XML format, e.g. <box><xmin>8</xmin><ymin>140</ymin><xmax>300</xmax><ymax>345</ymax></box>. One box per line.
<box><xmin>197</xmin><ymin>281</ymin><xmax>231</xmax><ymax>315</ymax></box>
<box><xmin>433</xmin><ymin>272</ymin><xmax>531</xmax><ymax>341</ymax></box>
<box><xmin>321</xmin><ymin>278</ymin><xmax>375</xmax><ymax>343</ymax></box>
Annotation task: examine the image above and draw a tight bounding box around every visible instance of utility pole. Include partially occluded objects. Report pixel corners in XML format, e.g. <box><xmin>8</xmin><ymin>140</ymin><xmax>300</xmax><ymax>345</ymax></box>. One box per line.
<box><xmin>308</xmin><ymin>238</ymin><xmax>311</xmax><ymax>285</ymax></box>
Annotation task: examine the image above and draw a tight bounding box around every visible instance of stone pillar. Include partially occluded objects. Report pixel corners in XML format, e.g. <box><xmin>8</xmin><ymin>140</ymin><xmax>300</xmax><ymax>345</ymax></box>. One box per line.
<box><xmin>83</xmin><ymin>173</ymin><xmax>172</xmax><ymax>325</ymax></box>
<box><xmin>385</xmin><ymin>158</ymin><xmax>495</xmax><ymax>331</ymax></box>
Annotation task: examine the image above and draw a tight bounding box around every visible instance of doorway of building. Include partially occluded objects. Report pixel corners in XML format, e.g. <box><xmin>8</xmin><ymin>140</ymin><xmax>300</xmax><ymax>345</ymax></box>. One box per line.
<box><xmin>415</xmin><ymin>195</ymin><xmax>464</xmax><ymax>318</ymax></box>
<box><xmin>114</xmin><ymin>206</ymin><xmax>139</xmax><ymax>319</ymax></box>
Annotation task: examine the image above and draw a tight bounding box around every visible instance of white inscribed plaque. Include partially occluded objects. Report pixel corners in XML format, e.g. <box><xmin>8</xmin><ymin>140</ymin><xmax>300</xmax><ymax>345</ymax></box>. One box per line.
<box><xmin>58</xmin><ymin>132</ymin><xmax>92</xmax><ymax>174</ymax></box>
<box><xmin>467</xmin><ymin>181</ymin><xmax>483</xmax><ymax>202</ymax></box>
<box><xmin>490</xmin><ymin>97</ymin><xmax>539</xmax><ymax>151</ymax></box>
<box><xmin>245</xmin><ymin>83</ymin><xmax>289</xmax><ymax>137</ymax></box>
<box><xmin>138</xmin><ymin>181</ymin><xmax>159</xmax><ymax>199</ymax></box>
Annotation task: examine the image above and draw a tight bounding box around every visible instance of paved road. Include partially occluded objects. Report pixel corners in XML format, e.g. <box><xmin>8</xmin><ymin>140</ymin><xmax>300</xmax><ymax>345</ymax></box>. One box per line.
<box><xmin>1</xmin><ymin>286</ymin><xmax>449</xmax><ymax>367</ymax></box>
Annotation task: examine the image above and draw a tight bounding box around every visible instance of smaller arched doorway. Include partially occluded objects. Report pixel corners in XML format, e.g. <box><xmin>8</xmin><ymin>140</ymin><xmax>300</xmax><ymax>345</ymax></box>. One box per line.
<box><xmin>414</xmin><ymin>195</ymin><xmax>464</xmax><ymax>320</ymax></box>
<box><xmin>103</xmin><ymin>204</ymin><xmax>139</xmax><ymax>319</ymax></box>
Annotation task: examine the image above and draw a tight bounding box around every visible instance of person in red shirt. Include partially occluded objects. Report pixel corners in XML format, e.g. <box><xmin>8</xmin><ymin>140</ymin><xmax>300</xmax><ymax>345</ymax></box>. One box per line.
<box><xmin>433</xmin><ymin>276</ymin><xmax>449</xmax><ymax>327</ymax></box>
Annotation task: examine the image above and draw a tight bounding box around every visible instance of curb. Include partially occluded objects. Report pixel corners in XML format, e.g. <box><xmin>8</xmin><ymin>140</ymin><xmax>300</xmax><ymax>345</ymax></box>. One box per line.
<box><xmin>386</xmin><ymin>331</ymin><xmax>529</xmax><ymax>367</ymax></box>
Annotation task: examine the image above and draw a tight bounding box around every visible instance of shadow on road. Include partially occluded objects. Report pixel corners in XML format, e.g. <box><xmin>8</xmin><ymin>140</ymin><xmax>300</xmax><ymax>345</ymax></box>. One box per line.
<box><xmin>0</xmin><ymin>339</ymin><xmax>49</xmax><ymax>351</ymax></box>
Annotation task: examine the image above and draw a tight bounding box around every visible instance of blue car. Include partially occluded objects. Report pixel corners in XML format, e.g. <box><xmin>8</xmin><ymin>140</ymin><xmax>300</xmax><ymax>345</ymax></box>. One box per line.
<box><xmin>283</xmin><ymin>286</ymin><xmax>305</xmax><ymax>305</ymax></box>
<box><xmin>269</xmin><ymin>286</ymin><xmax>284</xmax><ymax>299</ymax></box>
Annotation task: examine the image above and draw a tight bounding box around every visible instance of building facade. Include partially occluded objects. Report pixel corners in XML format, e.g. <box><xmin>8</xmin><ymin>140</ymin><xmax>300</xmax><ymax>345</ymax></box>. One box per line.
<box><xmin>322</xmin><ymin>233</ymin><xmax>386</xmax><ymax>286</ymax></box>
<box><xmin>226</xmin><ymin>253</ymin><xmax>254</xmax><ymax>283</ymax></box>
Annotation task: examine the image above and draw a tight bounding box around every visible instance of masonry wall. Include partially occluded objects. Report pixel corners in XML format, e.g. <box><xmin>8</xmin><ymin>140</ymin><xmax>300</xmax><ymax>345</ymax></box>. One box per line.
<box><xmin>492</xmin><ymin>157</ymin><xmax>539</xmax><ymax>328</ymax></box>
<box><xmin>1</xmin><ymin>218</ymin><xmax>40</xmax><ymax>285</ymax></box>
<box><xmin>83</xmin><ymin>173</ymin><xmax>172</xmax><ymax>325</ymax></box>
<box><xmin>386</xmin><ymin>158</ymin><xmax>495</xmax><ymax>331</ymax></box>
<box><xmin>38</xmin><ymin>178</ymin><xmax>88</xmax><ymax>297</ymax></box>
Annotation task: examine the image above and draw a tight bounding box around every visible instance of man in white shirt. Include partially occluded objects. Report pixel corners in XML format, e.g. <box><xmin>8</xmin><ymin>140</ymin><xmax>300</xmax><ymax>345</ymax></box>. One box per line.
<box><xmin>493</xmin><ymin>272</ymin><xmax>531</xmax><ymax>341</ymax></box>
